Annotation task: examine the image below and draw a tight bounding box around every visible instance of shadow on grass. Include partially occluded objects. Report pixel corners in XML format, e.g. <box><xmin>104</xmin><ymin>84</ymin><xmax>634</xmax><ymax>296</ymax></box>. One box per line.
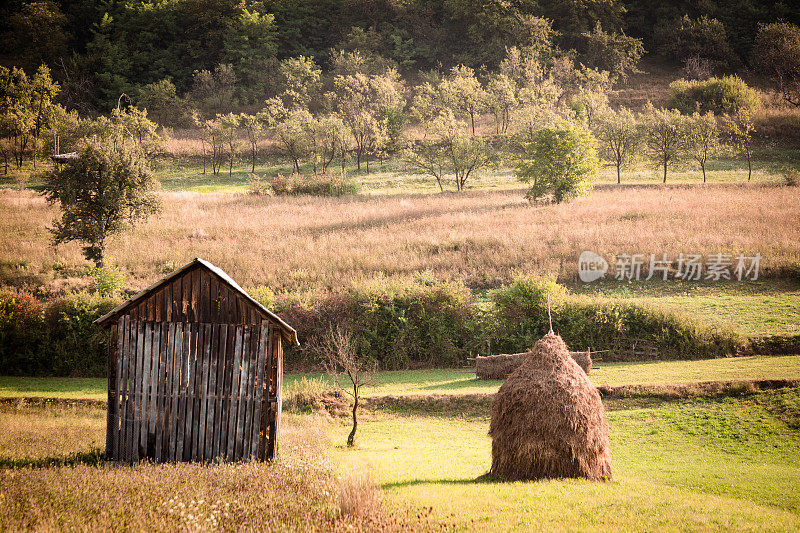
<box><xmin>0</xmin><ymin>448</ymin><xmax>104</xmax><ymax>469</ymax></box>
<box><xmin>382</xmin><ymin>472</ymin><xmax>499</xmax><ymax>490</ymax></box>
<box><xmin>419</xmin><ymin>378</ymin><xmax>501</xmax><ymax>392</ymax></box>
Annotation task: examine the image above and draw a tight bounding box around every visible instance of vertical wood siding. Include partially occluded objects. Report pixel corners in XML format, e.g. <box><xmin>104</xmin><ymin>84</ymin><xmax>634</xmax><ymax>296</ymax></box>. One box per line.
<box><xmin>108</xmin><ymin>319</ymin><xmax>279</xmax><ymax>463</ymax></box>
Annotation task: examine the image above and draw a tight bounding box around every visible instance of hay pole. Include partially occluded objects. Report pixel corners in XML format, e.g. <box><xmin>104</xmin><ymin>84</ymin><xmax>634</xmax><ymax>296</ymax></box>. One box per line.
<box><xmin>547</xmin><ymin>294</ymin><xmax>554</xmax><ymax>335</ymax></box>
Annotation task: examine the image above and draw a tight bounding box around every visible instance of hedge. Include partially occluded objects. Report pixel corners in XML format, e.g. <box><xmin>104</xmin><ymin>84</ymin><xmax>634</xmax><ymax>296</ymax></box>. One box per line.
<box><xmin>0</xmin><ymin>277</ymin><xmax>743</xmax><ymax>376</ymax></box>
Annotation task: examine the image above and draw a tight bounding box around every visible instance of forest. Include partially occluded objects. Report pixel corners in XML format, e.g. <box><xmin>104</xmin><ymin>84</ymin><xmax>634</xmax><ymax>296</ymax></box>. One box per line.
<box><xmin>1</xmin><ymin>0</ymin><xmax>799</xmax><ymax>112</ymax></box>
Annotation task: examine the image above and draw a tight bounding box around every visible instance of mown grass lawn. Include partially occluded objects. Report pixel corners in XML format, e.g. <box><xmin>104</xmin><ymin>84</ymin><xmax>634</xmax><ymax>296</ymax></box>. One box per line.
<box><xmin>334</xmin><ymin>388</ymin><xmax>800</xmax><ymax>530</ymax></box>
<box><xmin>2</xmin><ymin>354</ymin><xmax>800</xmax><ymax>401</ymax></box>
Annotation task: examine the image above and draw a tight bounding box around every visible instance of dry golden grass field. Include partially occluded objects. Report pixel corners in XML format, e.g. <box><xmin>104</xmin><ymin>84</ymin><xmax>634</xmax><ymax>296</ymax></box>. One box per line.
<box><xmin>2</xmin><ymin>184</ymin><xmax>799</xmax><ymax>295</ymax></box>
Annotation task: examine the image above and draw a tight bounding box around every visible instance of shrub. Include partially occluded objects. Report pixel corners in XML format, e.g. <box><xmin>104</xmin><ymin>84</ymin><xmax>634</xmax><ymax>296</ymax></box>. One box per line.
<box><xmin>751</xmin><ymin>22</ymin><xmax>800</xmax><ymax>108</ymax></box>
<box><xmin>489</xmin><ymin>276</ymin><xmax>567</xmax><ymax>353</ymax></box>
<box><xmin>247</xmin><ymin>173</ymin><xmax>271</xmax><ymax>196</ymax></box>
<box><xmin>668</xmin><ymin>76</ymin><xmax>761</xmax><ymax>115</ymax></box>
<box><xmin>554</xmin><ymin>298</ymin><xmax>741</xmax><ymax>360</ymax></box>
<box><xmin>267</xmin><ymin>173</ymin><xmax>358</xmax><ymax>196</ymax></box>
<box><xmin>280</xmin><ymin>280</ymin><xmax>482</xmax><ymax>370</ymax></box>
<box><xmin>44</xmin><ymin>292</ymin><xmax>118</xmax><ymax>376</ymax></box>
<box><xmin>90</xmin><ymin>261</ymin><xmax>126</xmax><ymax>298</ymax></box>
<box><xmin>0</xmin><ymin>291</ymin><xmax>48</xmax><ymax>375</ymax></box>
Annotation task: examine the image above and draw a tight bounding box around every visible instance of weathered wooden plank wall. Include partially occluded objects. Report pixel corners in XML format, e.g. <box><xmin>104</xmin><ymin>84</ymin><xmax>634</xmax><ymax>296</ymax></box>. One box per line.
<box><xmin>108</xmin><ymin>319</ymin><xmax>278</xmax><ymax>463</ymax></box>
<box><xmin>114</xmin><ymin>265</ymin><xmax>270</xmax><ymax>326</ymax></box>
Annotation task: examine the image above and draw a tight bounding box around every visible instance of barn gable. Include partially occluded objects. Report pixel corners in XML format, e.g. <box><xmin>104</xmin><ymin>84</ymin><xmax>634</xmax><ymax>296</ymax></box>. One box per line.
<box><xmin>95</xmin><ymin>258</ymin><xmax>298</xmax><ymax>346</ymax></box>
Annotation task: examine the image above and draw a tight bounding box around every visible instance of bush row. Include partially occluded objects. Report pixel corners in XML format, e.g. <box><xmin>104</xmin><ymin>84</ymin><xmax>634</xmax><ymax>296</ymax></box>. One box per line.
<box><xmin>0</xmin><ymin>291</ymin><xmax>118</xmax><ymax>376</ymax></box>
<box><xmin>0</xmin><ymin>277</ymin><xmax>742</xmax><ymax>376</ymax></box>
<box><xmin>275</xmin><ymin>276</ymin><xmax>742</xmax><ymax>370</ymax></box>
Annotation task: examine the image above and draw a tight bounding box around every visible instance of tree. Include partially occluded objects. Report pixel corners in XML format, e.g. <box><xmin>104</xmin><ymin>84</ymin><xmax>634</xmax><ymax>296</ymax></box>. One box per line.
<box><xmin>110</xmin><ymin>106</ymin><xmax>162</xmax><ymax>157</ymax></box>
<box><xmin>751</xmin><ymin>22</ymin><xmax>800</xmax><ymax>108</ymax></box>
<box><xmin>485</xmin><ymin>74</ymin><xmax>517</xmax><ymax>134</ymax></box>
<box><xmin>0</xmin><ymin>66</ymin><xmax>35</xmax><ymax>170</ymax></box>
<box><xmin>222</xmin><ymin>8</ymin><xmax>278</xmax><ymax>103</ymax></box>
<box><xmin>439</xmin><ymin>65</ymin><xmax>487</xmax><ymax>135</ymax></box>
<box><xmin>279</xmin><ymin>56</ymin><xmax>322</xmax><ymax>111</ymax></box>
<box><xmin>517</xmin><ymin>122</ymin><xmax>599</xmax><ymax>203</ymax></box>
<box><xmin>1</xmin><ymin>1</ymin><xmax>71</xmax><ymax>71</ymax></box>
<box><xmin>271</xmin><ymin>105</ymin><xmax>313</xmax><ymax>173</ymax></box>
<box><xmin>722</xmin><ymin>109</ymin><xmax>756</xmax><ymax>181</ymax></box>
<box><xmin>136</xmin><ymin>79</ymin><xmax>187</xmax><ymax>126</ymax></box>
<box><xmin>654</xmin><ymin>15</ymin><xmax>735</xmax><ymax>68</ymax></box>
<box><xmin>571</xmin><ymin>86</ymin><xmax>610</xmax><ymax>130</ymax></box>
<box><xmin>308</xmin><ymin>114</ymin><xmax>348</xmax><ymax>173</ymax></box>
<box><xmin>596</xmin><ymin>108</ymin><xmax>639</xmax><ymax>184</ymax></box>
<box><xmin>684</xmin><ymin>111</ymin><xmax>719</xmax><ymax>183</ymax></box>
<box><xmin>240</xmin><ymin>112</ymin><xmax>266</xmax><ymax>172</ymax></box>
<box><xmin>406</xmin><ymin>111</ymin><xmax>494</xmax><ymax>192</ymax></box>
<box><xmin>640</xmin><ymin>104</ymin><xmax>685</xmax><ymax>184</ymax></box>
<box><xmin>580</xmin><ymin>22</ymin><xmax>644</xmax><ymax>82</ymax></box>
<box><xmin>318</xmin><ymin>325</ymin><xmax>377</xmax><ymax>448</ymax></box>
<box><xmin>190</xmin><ymin>64</ymin><xmax>236</xmax><ymax>117</ymax></box>
<box><xmin>217</xmin><ymin>113</ymin><xmax>240</xmax><ymax>176</ymax></box>
<box><xmin>332</xmin><ymin>69</ymin><xmax>403</xmax><ymax>172</ymax></box>
<box><xmin>42</xmin><ymin>137</ymin><xmax>160</xmax><ymax>266</ymax></box>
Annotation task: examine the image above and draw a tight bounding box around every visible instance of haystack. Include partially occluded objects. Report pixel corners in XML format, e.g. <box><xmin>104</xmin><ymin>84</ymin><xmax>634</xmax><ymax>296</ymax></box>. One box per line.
<box><xmin>489</xmin><ymin>334</ymin><xmax>612</xmax><ymax>481</ymax></box>
<box><xmin>476</xmin><ymin>349</ymin><xmax>591</xmax><ymax>380</ymax></box>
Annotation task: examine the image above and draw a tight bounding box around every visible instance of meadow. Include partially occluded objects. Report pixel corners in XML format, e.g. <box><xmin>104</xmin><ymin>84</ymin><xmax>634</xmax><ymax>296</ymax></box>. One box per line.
<box><xmin>2</xmin><ymin>182</ymin><xmax>799</xmax><ymax>298</ymax></box>
<box><xmin>2</xmin><ymin>355</ymin><xmax>800</xmax><ymax>401</ymax></box>
<box><xmin>2</xmin><ymin>384</ymin><xmax>799</xmax><ymax>531</ymax></box>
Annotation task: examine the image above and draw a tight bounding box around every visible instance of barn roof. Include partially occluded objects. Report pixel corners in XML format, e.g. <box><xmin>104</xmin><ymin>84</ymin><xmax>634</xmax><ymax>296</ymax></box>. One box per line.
<box><xmin>94</xmin><ymin>258</ymin><xmax>299</xmax><ymax>345</ymax></box>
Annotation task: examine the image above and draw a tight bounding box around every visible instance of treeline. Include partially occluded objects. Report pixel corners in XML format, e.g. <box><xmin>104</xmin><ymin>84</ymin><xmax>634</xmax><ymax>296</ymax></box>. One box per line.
<box><xmin>1</xmin><ymin>0</ymin><xmax>799</xmax><ymax>112</ymax></box>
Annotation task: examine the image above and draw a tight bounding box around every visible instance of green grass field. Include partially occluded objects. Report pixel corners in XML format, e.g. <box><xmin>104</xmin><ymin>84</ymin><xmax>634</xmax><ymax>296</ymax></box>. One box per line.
<box><xmin>334</xmin><ymin>388</ymin><xmax>800</xmax><ymax>530</ymax></box>
<box><xmin>572</xmin><ymin>279</ymin><xmax>800</xmax><ymax>337</ymax></box>
<box><xmin>2</xmin><ymin>387</ymin><xmax>799</xmax><ymax>530</ymax></box>
<box><xmin>2</xmin><ymin>355</ymin><xmax>799</xmax><ymax>401</ymax></box>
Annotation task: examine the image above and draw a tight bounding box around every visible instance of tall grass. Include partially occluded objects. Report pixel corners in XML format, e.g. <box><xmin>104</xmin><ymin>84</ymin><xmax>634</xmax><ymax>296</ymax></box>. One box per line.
<box><xmin>2</xmin><ymin>185</ymin><xmax>798</xmax><ymax>295</ymax></box>
<box><xmin>0</xmin><ymin>402</ymin><xmax>427</xmax><ymax>531</ymax></box>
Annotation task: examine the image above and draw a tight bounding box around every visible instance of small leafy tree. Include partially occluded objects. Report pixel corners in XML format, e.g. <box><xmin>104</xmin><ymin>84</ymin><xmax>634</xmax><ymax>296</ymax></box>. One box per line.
<box><xmin>485</xmin><ymin>73</ymin><xmax>517</xmax><ymax>134</ymax></box>
<box><xmin>516</xmin><ymin>122</ymin><xmax>599</xmax><ymax>203</ymax></box>
<box><xmin>406</xmin><ymin>111</ymin><xmax>493</xmax><ymax>192</ymax></box>
<box><xmin>332</xmin><ymin>69</ymin><xmax>403</xmax><ymax>172</ymax></box>
<box><xmin>217</xmin><ymin>113</ymin><xmax>240</xmax><ymax>176</ymax></box>
<box><xmin>272</xmin><ymin>106</ymin><xmax>313</xmax><ymax>173</ymax></box>
<box><xmin>722</xmin><ymin>109</ymin><xmax>756</xmax><ymax>181</ymax></box>
<box><xmin>684</xmin><ymin>111</ymin><xmax>719</xmax><ymax>183</ymax></box>
<box><xmin>596</xmin><ymin>108</ymin><xmax>639</xmax><ymax>184</ymax></box>
<box><xmin>240</xmin><ymin>112</ymin><xmax>266</xmax><ymax>172</ymax></box>
<box><xmin>279</xmin><ymin>56</ymin><xmax>322</xmax><ymax>111</ymax></box>
<box><xmin>43</xmin><ymin>137</ymin><xmax>160</xmax><ymax>266</ymax></box>
<box><xmin>318</xmin><ymin>325</ymin><xmax>377</xmax><ymax>448</ymax></box>
<box><xmin>640</xmin><ymin>104</ymin><xmax>685</xmax><ymax>183</ymax></box>
<box><xmin>308</xmin><ymin>114</ymin><xmax>348</xmax><ymax>173</ymax></box>
<box><xmin>439</xmin><ymin>65</ymin><xmax>487</xmax><ymax>135</ymax></box>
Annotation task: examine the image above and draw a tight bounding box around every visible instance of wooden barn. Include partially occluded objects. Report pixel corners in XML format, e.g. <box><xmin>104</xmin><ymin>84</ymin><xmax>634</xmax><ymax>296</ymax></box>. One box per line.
<box><xmin>95</xmin><ymin>258</ymin><xmax>298</xmax><ymax>464</ymax></box>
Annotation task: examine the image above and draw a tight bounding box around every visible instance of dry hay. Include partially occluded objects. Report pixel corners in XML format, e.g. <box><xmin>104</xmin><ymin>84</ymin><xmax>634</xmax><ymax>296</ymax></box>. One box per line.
<box><xmin>489</xmin><ymin>334</ymin><xmax>612</xmax><ymax>481</ymax></box>
<box><xmin>476</xmin><ymin>349</ymin><xmax>591</xmax><ymax>380</ymax></box>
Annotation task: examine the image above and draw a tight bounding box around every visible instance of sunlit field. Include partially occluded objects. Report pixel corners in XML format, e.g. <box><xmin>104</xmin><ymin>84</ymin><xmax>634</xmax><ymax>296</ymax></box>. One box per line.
<box><xmin>3</xmin><ymin>387</ymin><xmax>799</xmax><ymax>531</ymax></box>
<box><xmin>3</xmin><ymin>355</ymin><xmax>800</xmax><ymax>401</ymax></box>
<box><xmin>2</xmin><ymin>184</ymin><xmax>799</xmax><ymax>297</ymax></box>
